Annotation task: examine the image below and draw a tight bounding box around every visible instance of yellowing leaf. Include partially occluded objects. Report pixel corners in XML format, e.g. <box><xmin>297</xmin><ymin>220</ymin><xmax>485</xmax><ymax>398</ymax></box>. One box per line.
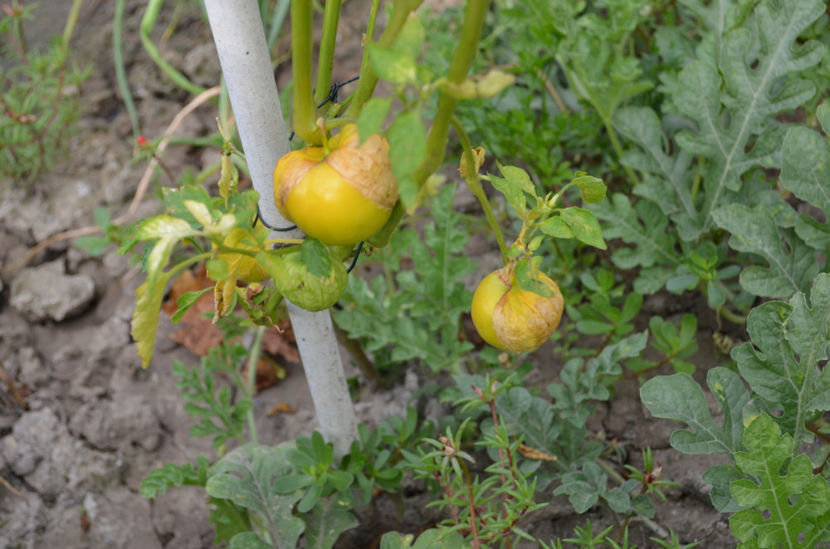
<box><xmin>134</xmin><ymin>215</ymin><xmax>196</xmax><ymax>241</ymax></box>
<box><xmin>132</xmin><ymin>278</ymin><xmax>169</xmax><ymax>368</ymax></box>
<box><xmin>183</xmin><ymin>200</ymin><xmax>213</xmax><ymax>227</ymax></box>
<box><xmin>213</xmin><ymin>278</ymin><xmax>237</xmax><ymax>322</ymax></box>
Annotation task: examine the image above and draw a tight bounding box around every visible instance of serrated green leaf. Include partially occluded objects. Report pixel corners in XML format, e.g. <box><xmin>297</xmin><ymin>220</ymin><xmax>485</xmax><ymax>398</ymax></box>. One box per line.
<box><xmin>641</xmin><ymin>367</ymin><xmax>750</xmax><ymax>457</ymax></box>
<box><xmin>560</xmin><ymin>207</ymin><xmax>605</xmax><ymax>249</ymax></box>
<box><xmin>613</xmin><ymin>107</ymin><xmax>700</xmax><ymax>240</ymax></box>
<box><xmin>357</xmin><ymin>97</ymin><xmax>391</xmax><ymax>143</ymax></box>
<box><xmin>732</xmin><ymin>273</ymin><xmax>830</xmax><ymax>446</ymax></box>
<box><xmin>781</xmin><ymin>126</ymin><xmax>830</xmax><ymax>250</ymax></box>
<box><xmin>590</xmin><ymin>193</ymin><xmax>678</xmax><ymax>271</ymax></box>
<box><xmin>729</xmin><ymin>414</ymin><xmax>830</xmax><ymax>548</ymax></box>
<box><xmin>139</xmin><ymin>458</ymin><xmax>209</xmax><ymax>499</ymax></box>
<box><xmin>702</xmin><ymin>464</ymin><xmax>744</xmax><ymax>513</ymax></box>
<box><xmin>304</xmin><ymin>496</ymin><xmax>358</xmax><ymax>549</ymax></box>
<box><xmin>672</xmin><ymin>0</ymin><xmax>826</xmax><ymax>236</ymax></box>
<box><xmin>207</xmin><ymin>444</ymin><xmax>305</xmax><ymax>549</ymax></box>
<box><xmin>712</xmin><ymin>204</ymin><xmax>818</xmax><ymax>298</ymax></box>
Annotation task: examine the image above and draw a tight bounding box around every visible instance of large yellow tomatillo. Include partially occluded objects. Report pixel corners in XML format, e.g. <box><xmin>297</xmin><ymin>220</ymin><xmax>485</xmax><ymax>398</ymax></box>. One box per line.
<box><xmin>471</xmin><ymin>267</ymin><xmax>564</xmax><ymax>353</ymax></box>
<box><xmin>273</xmin><ymin>124</ymin><xmax>398</xmax><ymax>245</ymax></box>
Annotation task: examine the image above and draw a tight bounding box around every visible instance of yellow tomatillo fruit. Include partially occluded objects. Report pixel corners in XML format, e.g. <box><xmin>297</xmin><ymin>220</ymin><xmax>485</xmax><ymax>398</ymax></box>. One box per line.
<box><xmin>273</xmin><ymin>124</ymin><xmax>398</xmax><ymax>246</ymax></box>
<box><xmin>217</xmin><ymin>225</ymin><xmax>269</xmax><ymax>283</ymax></box>
<box><xmin>471</xmin><ymin>267</ymin><xmax>564</xmax><ymax>353</ymax></box>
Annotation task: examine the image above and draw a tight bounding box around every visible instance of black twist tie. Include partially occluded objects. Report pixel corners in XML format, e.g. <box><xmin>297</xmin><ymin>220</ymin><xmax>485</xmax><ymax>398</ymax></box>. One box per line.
<box><xmin>254</xmin><ymin>204</ymin><xmax>297</xmax><ymax>232</ymax></box>
<box><xmin>288</xmin><ymin>75</ymin><xmax>360</xmax><ymax>142</ymax></box>
<box><xmin>346</xmin><ymin>241</ymin><xmax>364</xmax><ymax>274</ymax></box>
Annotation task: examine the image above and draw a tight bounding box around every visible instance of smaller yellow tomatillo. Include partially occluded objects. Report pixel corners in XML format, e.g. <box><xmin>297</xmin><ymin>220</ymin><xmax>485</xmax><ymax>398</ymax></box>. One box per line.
<box><xmin>216</xmin><ymin>225</ymin><xmax>269</xmax><ymax>283</ymax></box>
<box><xmin>471</xmin><ymin>266</ymin><xmax>564</xmax><ymax>353</ymax></box>
<box><xmin>272</xmin><ymin>124</ymin><xmax>398</xmax><ymax>246</ymax></box>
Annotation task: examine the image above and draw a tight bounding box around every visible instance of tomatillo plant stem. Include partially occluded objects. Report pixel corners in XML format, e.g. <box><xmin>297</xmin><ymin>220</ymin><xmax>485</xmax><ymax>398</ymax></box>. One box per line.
<box><xmin>291</xmin><ymin>0</ymin><xmax>320</xmax><ymax>144</ymax></box>
<box><xmin>344</xmin><ymin>0</ymin><xmax>423</xmax><ymax>118</ymax></box>
<box><xmin>370</xmin><ymin>0</ymin><xmax>491</xmax><ymax>247</ymax></box>
<box><xmin>314</xmin><ymin>0</ymin><xmax>342</xmax><ymax>107</ymax></box>
<box><xmin>452</xmin><ymin>116</ymin><xmax>508</xmax><ymax>260</ymax></box>
<box><xmin>204</xmin><ymin>0</ymin><xmax>357</xmax><ymax>457</ymax></box>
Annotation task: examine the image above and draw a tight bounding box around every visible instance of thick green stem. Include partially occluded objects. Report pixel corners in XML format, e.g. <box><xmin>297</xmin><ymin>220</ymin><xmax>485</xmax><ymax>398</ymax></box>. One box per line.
<box><xmin>291</xmin><ymin>0</ymin><xmax>319</xmax><ymax>143</ymax></box>
<box><xmin>344</xmin><ymin>0</ymin><xmax>422</xmax><ymax>118</ymax></box>
<box><xmin>244</xmin><ymin>326</ymin><xmax>266</xmax><ymax>445</ymax></box>
<box><xmin>452</xmin><ymin>117</ymin><xmax>508</xmax><ymax>260</ymax></box>
<box><xmin>369</xmin><ymin>0</ymin><xmax>491</xmax><ymax>247</ymax></box>
<box><xmin>314</xmin><ymin>0</ymin><xmax>342</xmax><ymax>106</ymax></box>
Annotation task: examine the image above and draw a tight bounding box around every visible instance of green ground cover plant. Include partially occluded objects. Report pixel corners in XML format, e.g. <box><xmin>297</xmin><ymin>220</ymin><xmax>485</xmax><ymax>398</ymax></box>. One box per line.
<box><xmin>89</xmin><ymin>0</ymin><xmax>830</xmax><ymax>547</ymax></box>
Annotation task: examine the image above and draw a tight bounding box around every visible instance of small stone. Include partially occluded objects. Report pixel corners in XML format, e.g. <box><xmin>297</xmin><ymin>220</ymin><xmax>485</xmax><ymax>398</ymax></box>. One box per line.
<box><xmin>10</xmin><ymin>258</ymin><xmax>95</xmax><ymax>322</ymax></box>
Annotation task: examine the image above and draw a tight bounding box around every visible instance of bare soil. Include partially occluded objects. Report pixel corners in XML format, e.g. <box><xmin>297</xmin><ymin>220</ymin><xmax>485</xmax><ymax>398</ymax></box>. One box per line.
<box><xmin>0</xmin><ymin>2</ymin><xmax>738</xmax><ymax>547</ymax></box>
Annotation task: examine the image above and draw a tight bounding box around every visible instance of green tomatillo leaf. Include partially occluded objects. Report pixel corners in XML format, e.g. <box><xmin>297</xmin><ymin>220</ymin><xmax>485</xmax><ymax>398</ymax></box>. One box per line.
<box><xmin>560</xmin><ymin>207</ymin><xmax>606</xmax><ymax>249</ymax></box>
<box><xmin>301</xmin><ymin>238</ymin><xmax>333</xmax><ymax>278</ymax></box>
<box><xmin>369</xmin><ymin>43</ymin><xmax>417</xmax><ymax>85</ymax></box>
<box><xmin>357</xmin><ymin>97</ymin><xmax>391</xmax><ymax>144</ymax></box>
<box><xmin>539</xmin><ymin>216</ymin><xmax>574</xmax><ymax>239</ymax></box>
<box><xmin>514</xmin><ymin>258</ymin><xmax>555</xmax><ymax>298</ymax></box>
<box><xmin>388</xmin><ymin>109</ymin><xmax>426</xmax><ymax>212</ymax></box>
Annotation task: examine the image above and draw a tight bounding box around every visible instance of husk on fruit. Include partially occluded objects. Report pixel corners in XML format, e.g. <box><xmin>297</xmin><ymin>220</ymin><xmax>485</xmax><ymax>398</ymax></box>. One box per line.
<box><xmin>272</xmin><ymin>124</ymin><xmax>397</xmax><ymax>245</ymax></box>
<box><xmin>471</xmin><ymin>266</ymin><xmax>564</xmax><ymax>353</ymax></box>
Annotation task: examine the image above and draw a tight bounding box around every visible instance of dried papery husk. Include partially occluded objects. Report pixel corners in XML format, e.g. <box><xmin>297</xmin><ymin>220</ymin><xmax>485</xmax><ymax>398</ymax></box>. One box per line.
<box><xmin>492</xmin><ymin>273</ymin><xmax>563</xmax><ymax>352</ymax></box>
<box><xmin>324</xmin><ymin>125</ymin><xmax>397</xmax><ymax>210</ymax></box>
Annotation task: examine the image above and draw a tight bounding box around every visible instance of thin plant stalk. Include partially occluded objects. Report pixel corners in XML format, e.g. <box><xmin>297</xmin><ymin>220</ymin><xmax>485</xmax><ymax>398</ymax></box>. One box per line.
<box><xmin>452</xmin><ymin>116</ymin><xmax>508</xmax><ymax>260</ymax></box>
<box><xmin>113</xmin><ymin>0</ymin><xmax>141</xmax><ymax>140</ymax></box>
<box><xmin>314</xmin><ymin>0</ymin><xmax>342</xmax><ymax>107</ymax></box>
<box><xmin>344</xmin><ymin>0</ymin><xmax>423</xmax><ymax>118</ymax></box>
<box><xmin>141</xmin><ymin>0</ymin><xmax>206</xmax><ymax>96</ymax></box>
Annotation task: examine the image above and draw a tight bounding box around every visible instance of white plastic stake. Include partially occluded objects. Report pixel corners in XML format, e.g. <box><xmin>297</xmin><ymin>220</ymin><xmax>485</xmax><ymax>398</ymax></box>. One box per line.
<box><xmin>204</xmin><ymin>0</ymin><xmax>357</xmax><ymax>456</ymax></box>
